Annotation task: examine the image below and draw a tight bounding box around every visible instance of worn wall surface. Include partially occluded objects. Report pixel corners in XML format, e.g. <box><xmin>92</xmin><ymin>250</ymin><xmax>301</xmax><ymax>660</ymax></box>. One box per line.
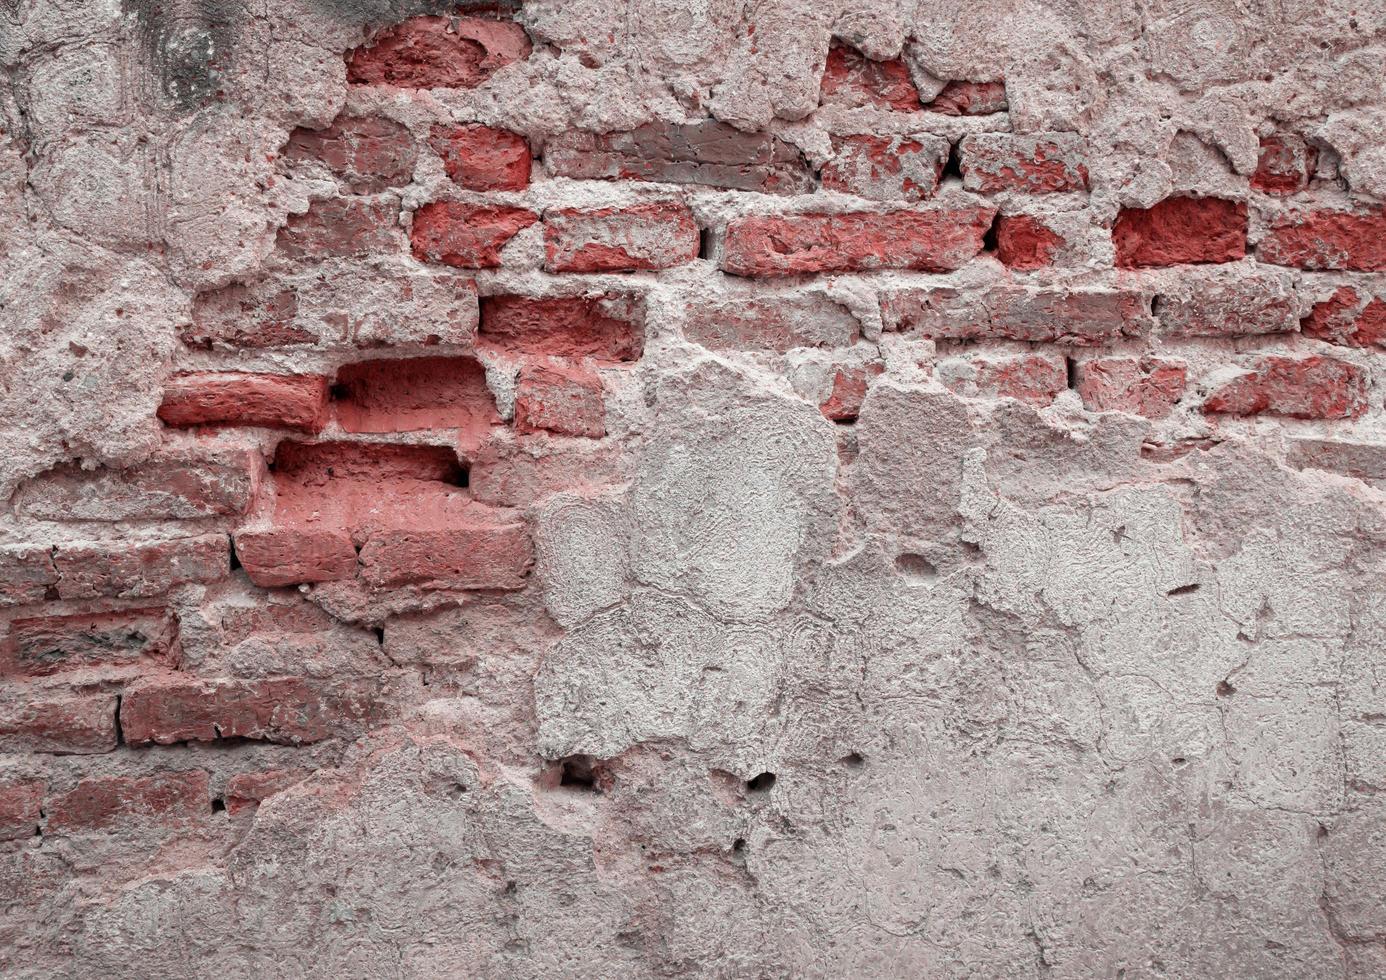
<box><xmin>2</xmin><ymin>0</ymin><xmax>1386</xmax><ymax>975</ymax></box>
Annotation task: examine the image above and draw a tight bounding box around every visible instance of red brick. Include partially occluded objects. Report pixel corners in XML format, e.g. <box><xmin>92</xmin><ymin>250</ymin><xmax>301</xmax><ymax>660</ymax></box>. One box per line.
<box><xmin>882</xmin><ymin>285</ymin><xmax>1153</xmax><ymax>345</ymax></box>
<box><xmin>158</xmin><ymin>372</ymin><xmax>330</xmax><ymax>432</ymax></box>
<box><xmin>820</xmin><ymin>363</ymin><xmax>884</xmax><ymax>421</ymax></box>
<box><xmin>276</xmin><ymin>196</ymin><xmax>401</xmax><ymax>259</ymax></box>
<box><xmin>1203</xmin><ymin>355</ymin><xmax>1368</xmax><ymax>420</ymax></box>
<box><xmin>514</xmin><ymin>362</ymin><xmax>606</xmax><ymax>437</ymax></box>
<box><xmin>1154</xmin><ymin>271</ymin><xmax>1299</xmax><ymax>338</ymax></box>
<box><xmin>468</xmin><ymin>436</ymin><xmax>624</xmax><ymax>508</ymax></box>
<box><xmin>284</xmin><ymin>115</ymin><xmax>417</xmax><ymax>193</ymax></box>
<box><xmin>357</xmin><ymin>509</ymin><xmax>533</xmax><ymax>589</ymax></box>
<box><xmin>819</xmin><ymin>42</ymin><xmax>919</xmax><ymax>111</ymax></box>
<box><xmin>428</xmin><ymin>123</ymin><xmax>530</xmax><ymax>191</ymax></box>
<box><xmin>1258</xmin><ymin>206</ymin><xmax>1386</xmax><ymax>272</ymax></box>
<box><xmin>121</xmin><ymin>677</ymin><xmax>384</xmax><ymax>746</ymax></box>
<box><xmin>925</xmin><ymin>80</ymin><xmax>1008</xmax><ymax>116</ymax></box>
<box><xmin>0</xmin><ymin>687</ymin><xmax>118</xmax><ymax>754</ymax></box>
<box><xmin>1251</xmin><ymin>134</ymin><xmax>1316</xmax><ymax>195</ymax></box>
<box><xmin>959</xmin><ymin>133</ymin><xmax>1088</xmax><ymax>194</ymax></box>
<box><xmin>820</xmin><ymin>134</ymin><xmax>949</xmax><ymax>202</ymax></box>
<box><xmin>480</xmin><ymin>294</ymin><xmax>644</xmax><ymax>361</ymax></box>
<box><xmin>185</xmin><ymin>283</ymin><xmax>309</xmax><ymax>348</ymax></box>
<box><xmin>1</xmin><ymin>608</ymin><xmax>178</xmax><ymax>678</ymax></box>
<box><xmin>52</xmin><ymin>535</ymin><xmax>229</xmax><ymax>600</ymax></box>
<box><xmin>233</xmin><ymin>527</ymin><xmax>358</xmax><ymax>588</ymax></box>
<box><xmin>1075</xmin><ymin>357</ymin><xmax>1187</xmax><ymax>418</ymax></box>
<box><xmin>15</xmin><ymin>446</ymin><xmax>261</xmax><ymax>521</ymax></box>
<box><xmin>544</xmin><ymin>201</ymin><xmax>698</xmax><ymax>273</ymax></box>
<box><xmin>681</xmin><ymin>290</ymin><xmax>860</xmax><ymax>352</ymax></box>
<box><xmin>1113</xmin><ymin>197</ymin><xmax>1247</xmax><ymax>268</ymax></box>
<box><xmin>45</xmin><ymin>770</ymin><xmax>209</xmax><ymax>833</ymax></box>
<box><xmin>0</xmin><ymin>545</ymin><xmax>57</xmax><ymax>608</ymax></box>
<box><xmin>722</xmin><ymin>207</ymin><xmax>993</xmax><ymax>277</ymax></box>
<box><xmin>543</xmin><ymin>120</ymin><xmax>814</xmax><ymax>195</ymax></box>
<box><xmin>941</xmin><ymin>354</ymin><xmax>1067</xmax><ymax>406</ymax></box>
<box><xmin>225</xmin><ymin>768</ymin><xmax>311</xmax><ymax>815</ymax></box>
<box><xmin>994</xmin><ymin>214</ymin><xmax>1064</xmax><ymax>269</ymax></box>
<box><xmin>410</xmin><ymin>201</ymin><xmax>537</xmax><ymax>269</ymax></box>
<box><xmin>1303</xmin><ymin>287</ymin><xmax>1386</xmax><ymax>349</ymax></box>
<box><xmin>346</xmin><ymin>16</ymin><xmax>531</xmax><ymax>89</ymax></box>
<box><xmin>0</xmin><ymin>779</ymin><xmax>45</xmax><ymax>840</ymax></box>
<box><xmin>332</xmin><ymin>355</ymin><xmax>499</xmax><ymax>433</ymax></box>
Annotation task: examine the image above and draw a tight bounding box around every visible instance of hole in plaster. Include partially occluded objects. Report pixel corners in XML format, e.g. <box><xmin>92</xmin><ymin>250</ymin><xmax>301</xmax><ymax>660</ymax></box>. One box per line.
<box><xmin>940</xmin><ymin>140</ymin><xmax>963</xmax><ymax>183</ymax></box>
<box><xmin>982</xmin><ymin>211</ymin><xmax>1001</xmax><ymax>253</ymax></box>
<box><xmin>745</xmin><ymin>772</ymin><xmax>776</xmax><ymax>793</ymax></box>
<box><xmin>841</xmin><ymin>752</ymin><xmax>865</xmax><ymax>768</ymax></box>
<box><xmin>211</xmin><ymin>796</ymin><xmax>226</xmax><ymax>814</ymax></box>
<box><xmin>1065</xmin><ymin>356</ymin><xmax>1079</xmax><ymax>390</ymax></box>
<box><xmin>1166</xmin><ymin>583</ymin><xmax>1200</xmax><ymax>597</ymax></box>
<box><xmin>698</xmin><ymin>226</ymin><xmax>713</xmax><ymax>260</ymax></box>
<box><xmin>895</xmin><ymin>553</ymin><xmax>937</xmax><ymax>582</ymax></box>
<box><xmin>228</xmin><ymin>542</ymin><xmax>243</xmax><ymax>572</ymax></box>
<box><xmin>1216</xmin><ymin>680</ymin><xmax>1236</xmax><ymax>697</ymax></box>
<box><xmin>559</xmin><ymin>755</ymin><xmax>604</xmax><ymax>792</ymax></box>
<box><xmin>732</xmin><ymin>837</ymin><xmax>746</xmax><ymax>853</ymax></box>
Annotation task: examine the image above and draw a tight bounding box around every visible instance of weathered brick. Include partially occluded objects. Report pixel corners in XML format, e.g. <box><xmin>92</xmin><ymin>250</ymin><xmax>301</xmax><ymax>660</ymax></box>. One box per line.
<box><xmin>15</xmin><ymin>446</ymin><xmax>261</xmax><ymax>521</ymax></box>
<box><xmin>1203</xmin><ymin>355</ymin><xmax>1368</xmax><ymax>420</ymax></box>
<box><xmin>468</xmin><ymin>436</ymin><xmax>625</xmax><ymax>508</ymax></box>
<box><xmin>514</xmin><ymin>361</ymin><xmax>606</xmax><ymax>437</ymax></box>
<box><xmin>1258</xmin><ymin>206</ymin><xmax>1386</xmax><ymax>272</ymax></box>
<box><xmin>820</xmin><ymin>363</ymin><xmax>885</xmax><ymax>421</ymax></box>
<box><xmin>1303</xmin><ymin>286</ymin><xmax>1386</xmax><ymax>348</ymax></box>
<box><xmin>1251</xmin><ymin>134</ymin><xmax>1316</xmax><ymax>195</ymax></box>
<box><xmin>233</xmin><ymin>527</ymin><xmax>359</xmax><ymax>589</ymax></box>
<box><xmin>45</xmin><ymin>770</ymin><xmax>209</xmax><ymax>833</ymax></box>
<box><xmin>1154</xmin><ymin>270</ymin><xmax>1299</xmax><ymax>337</ymax></box>
<box><xmin>883</xmin><ymin>284</ymin><xmax>1153</xmax><ymax>345</ymax></box>
<box><xmin>1113</xmin><ymin>197</ymin><xmax>1247</xmax><ymax>268</ymax></box>
<box><xmin>1</xmin><ymin>608</ymin><xmax>178</xmax><ymax>678</ymax></box>
<box><xmin>159</xmin><ymin>372</ymin><xmax>330</xmax><ymax>432</ymax></box>
<box><xmin>225</xmin><ymin>768</ymin><xmax>311</xmax><ymax>815</ymax></box>
<box><xmin>357</xmin><ymin>511</ymin><xmax>533</xmax><ymax>590</ymax></box>
<box><xmin>1287</xmin><ymin>437</ymin><xmax>1386</xmax><ymax>488</ymax></box>
<box><xmin>332</xmin><ymin>355</ymin><xmax>499</xmax><ymax>433</ymax></box>
<box><xmin>722</xmin><ymin>206</ymin><xmax>994</xmax><ymax>277</ymax></box>
<box><xmin>0</xmin><ymin>687</ymin><xmax>118</xmax><ymax>754</ymax></box>
<box><xmin>681</xmin><ymin>289</ymin><xmax>861</xmax><ymax>352</ymax></box>
<box><xmin>346</xmin><ymin>16</ymin><xmax>531</xmax><ymax>89</ymax></box>
<box><xmin>543</xmin><ymin>121</ymin><xmax>814</xmax><ymax>195</ymax></box>
<box><xmin>1075</xmin><ymin>356</ymin><xmax>1187</xmax><ymax>418</ymax></box>
<box><xmin>410</xmin><ymin>201</ymin><xmax>538</xmax><ymax>269</ymax></box>
<box><xmin>0</xmin><ymin>778</ymin><xmax>45</xmax><ymax>840</ymax></box>
<box><xmin>994</xmin><ymin>214</ymin><xmax>1065</xmax><ymax>269</ymax></box>
<box><xmin>0</xmin><ymin>546</ymin><xmax>58</xmax><ymax>608</ymax></box>
<box><xmin>959</xmin><ymin>133</ymin><xmax>1088</xmax><ymax>194</ymax></box>
<box><xmin>185</xmin><ymin>282</ymin><xmax>309</xmax><ymax>348</ymax></box>
<box><xmin>284</xmin><ymin>115</ymin><xmax>417</xmax><ymax>193</ymax></box>
<box><xmin>925</xmin><ymin>80</ymin><xmax>1008</xmax><ymax>115</ymax></box>
<box><xmin>277</xmin><ymin>196</ymin><xmax>402</xmax><ymax>260</ymax></box>
<box><xmin>820</xmin><ymin>134</ymin><xmax>949</xmax><ymax>202</ymax></box>
<box><xmin>52</xmin><ymin>535</ymin><xmax>230</xmax><ymax>600</ymax></box>
<box><xmin>544</xmin><ymin>201</ymin><xmax>699</xmax><ymax>273</ymax></box>
<box><xmin>428</xmin><ymin>123</ymin><xmax>531</xmax><ymax>191</ymax></box>
<box><xmin>480</xmin><ymin>294</ymin><xmax>644</xmax><ymax>361</ymax></box>
<box><xmin>939</xmin><ymin>353</ymin><xmax>1067</xmax><ymax>406</ymax></box>
<box><xmin>819</xmin><ymin>42</ymin><xmax>920</xmax><ymax>111</ymax></box>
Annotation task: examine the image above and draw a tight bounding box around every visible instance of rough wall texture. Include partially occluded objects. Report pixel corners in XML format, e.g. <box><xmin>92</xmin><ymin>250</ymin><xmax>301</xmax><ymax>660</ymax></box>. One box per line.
<box><xmin>2</xmin><ymin>0</ymin><xmax>1386</xmax><ymax>976</ymax></box>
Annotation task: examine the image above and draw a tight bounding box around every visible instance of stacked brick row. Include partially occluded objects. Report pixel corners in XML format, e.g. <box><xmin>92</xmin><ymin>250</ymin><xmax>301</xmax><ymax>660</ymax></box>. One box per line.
<box><xmin>4</xmin><ymin>11</ymin><xmax>1385</xmax><ymax>840</ymax></box>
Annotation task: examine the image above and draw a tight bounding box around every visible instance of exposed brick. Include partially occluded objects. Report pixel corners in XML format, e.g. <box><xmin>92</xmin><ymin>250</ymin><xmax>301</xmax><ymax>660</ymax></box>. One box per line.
<box><xmin>1251</xmin><ymin>134</ymin><xmax>1316</xmax><ymax>195</ymax></box>
<box><xmin>15</xmin><ymin>446</ymin><xmax>261</xmax><ymax>521</ymax></box>
<box><xmin>277</xmin><ymin>197</ymin><xmax>402</xmax><ymax>260</ymax></box>
<box><xmin>1203</xmin><ymin>355</ymin><xmax>1368</xmax><ymax>420</ymax></box>
<box><xmin>45</xmin><ymin>770</ymin><xmax>209</xmax><ymax>833</ymax></box>
<box><xmin>1303</xmin><ymin>286</ymin><xmax>1386</xmax><ymax>349</ymax></box>
<box><xmin>994</xmin><ymin>214</ymin><xmax>1065</xmax><ymax>269</ymax></box>
<box><xmin>1154</xmin><ymin>271</ymin><xmax>1299</xmax><ymax>338</ymax></box>
<box><xmin>225</xmin><ymin>768</ymin><xmax>311</xmax><ymax>815</ymax></box>
<box><xmin>158</xmin><ymin>372</ymin><xmax>331</xmax><ymax>432</ymax></box>
<box><xmin>428</xmin><ymin>123</ymin><xmax>531</xmax><ymax>191</ymax></box>
<box><xmin>1287</xmin><ymin>437</ymin><xmax>1386</xmax><ymax>488</ymax></box>
<box><xmin>1075</xmin><ymin>356</ymin><xmax>1188</xmax><ymax>418</ymax></box>
<box><xmin>410</xmin><ymin>201</ymin><xmax>538</xmax><ymax>269</ymax></box>
<box><xmin>357</xmin><ymin>509</ymin><xmax>533</xmax><ymax>590</ymax></box>
<box><xmin>940</xmin><ymin>353</ymin><xmax>1067</xmax><ymax>406</ymax></box>
<box><xmin>468</xmin><ymin>437</ymin><xmax>624</xmax><ymax>508</ymax></box>
<box><xmin>480</xmin><ymin>294</ymin><xmax>644</xmax><ymax>361</ymax></box>
<box><xmin>332</xmin><ymin>355</ymin><xmax>499</xmax><ymax>433</ymax></box>
<box><xmin>820</xmin><ymin>363</ymin><xmax>885</xmax><ymax>421</ymax></box>
<box><xmin>543</xmin><ymin>121</ymin><xmax>814</xmax><ymax>195</ymax></box>
<box><xmin>681</xmin><ymin>290</ymin><xmax>861</xmax><ymax>352</ymax></box>
<box><xmin>346</xmin><ymin>16</ymin><xmax>531</xmax><ymax>89</ymax></box>
<box><xmin>52</xmin><ymin>535</ymin><xmax>230</xmax><ymax>600</ymax></box>
<box><xmin>121</xmin><ymin>676</ymin><xmax>384</xmax><ymax>746</ymax></box>
<box><xmin>1113</xmin><ymin>197</ymin><xmax>1247</xmax><ymax>268</ymax></box>
<box><xmin>283</xmin><ymin>115</ymin><xmax>417</xmax><ymax>193</ymax></box>
<box><xmin>958</xmin><ymin>133</ymin><xmax>1088</xmax><ymax>194</ymax></box>
<box><xmin>883</xmin><ymin>284</ymin><xmax>1154</xmax><ymax>345</ymax></box>
<box><xmin>233</xmin><ymin>527</ymin><xmax>359</xmax><ymax>589</ymax></box>
<box><xmin>544</xmin><ymin>201</ymin><xmax>699</xmax><ymax>273</ymax></box>
<box><xmin>514</xmin><ymin>362</ymin><xmax>606</xmax><ymax>437</ymax></box>
<box><xmin>820</xmin><ymin>134</ymin><xmax>949</xmax><ymax>202</ymax></box>
<box><xmin>0</xmin><ymin>546</ymin><xmax>58</xmax><ymax>608</ymax></box>
<box><xmin>819</xmin><ymin>42</ymin><xmax>919</xmax><ymax>111</ymax></box>
<box><xmin>0</xmin><ymin>779</ymin><xmax>45</xmax><ymax>840</ymax></box>
<box><xmin>1</xmin><ymin>608</ymin><xmax>178</xmax><ymax>678</ymax></box>
<box><xmin>722</xmin><ymin>207</ymin><xmax>994</xmax><ymax>277</ymax></box>
<box><xmin>185</xmin><ymin>282</ymin><xmax>309</xmax><ymax>348</ymax></box>
<box><xmin>925</xmin><ymin>80</ymin><xmax>1008</xmax><ymax>116</ymax></box>
<box><xmin>0</xmin><ymin>687</ymin><xmax>118</xmax><ymax>754</ymax></box>
<box><xmin>1258</xmin><ymin>206</ymin><xmax>1386</xmax><ymax>272</ymax></box>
